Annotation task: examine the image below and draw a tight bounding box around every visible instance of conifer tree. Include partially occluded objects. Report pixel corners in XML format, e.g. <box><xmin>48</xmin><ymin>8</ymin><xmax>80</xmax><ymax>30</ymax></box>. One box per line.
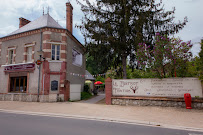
<box><xmin>77</xmin><ymin>0</ymin><xmax>188</xmax><ymax>78</ymax></box>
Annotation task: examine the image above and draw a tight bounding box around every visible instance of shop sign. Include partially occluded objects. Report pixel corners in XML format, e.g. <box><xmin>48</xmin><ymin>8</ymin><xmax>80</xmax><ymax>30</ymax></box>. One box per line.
<box><xmin>4</xmin><ymin>63</ymin><xmax>35</xmax><ymax>71</ymax></box>
<box><xmin>51</xmin><ymin>80</ymin><xmax>58</xmax><ymax>91</ymax></box>
<box><xmin>112</xmin><ymin>78</ymin><xmax>202</xmax><ymax>98</ymax></box>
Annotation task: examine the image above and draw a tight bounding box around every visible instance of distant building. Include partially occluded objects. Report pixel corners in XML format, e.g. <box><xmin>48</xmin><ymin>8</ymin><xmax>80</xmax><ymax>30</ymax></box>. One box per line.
<box><xmin>0</xmin><ymin>2</ymin><xmax>85</xmax><ymax>102</ymax></box>
<box><xmin>85</xmin><ymin>70</ymin><xmax>96</xmax><ymax>92</ymax></box>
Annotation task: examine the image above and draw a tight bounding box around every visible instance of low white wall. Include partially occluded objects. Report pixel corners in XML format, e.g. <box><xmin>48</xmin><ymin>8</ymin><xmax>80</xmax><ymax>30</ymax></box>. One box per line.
<box><xmin>112</xmin><ymin>78</ymin><xmax>203</xmax><ymax>98</ymax></box>
<box><xmin>70</xmin><ymin>84</ymin><xmax>81</xmax><ymax>101</ymax></box>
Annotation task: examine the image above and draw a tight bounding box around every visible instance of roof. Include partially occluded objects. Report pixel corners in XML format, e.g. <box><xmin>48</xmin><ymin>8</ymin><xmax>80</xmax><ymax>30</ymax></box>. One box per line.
<box><xmin>85</xmin><ymin>70</ymin><xmax>95</xmax><ymax>80</ymax></box>
<box><xmin>8</xmin><ymin>14</ymin><xmax>64</xmax><ymax>36</ymax></box>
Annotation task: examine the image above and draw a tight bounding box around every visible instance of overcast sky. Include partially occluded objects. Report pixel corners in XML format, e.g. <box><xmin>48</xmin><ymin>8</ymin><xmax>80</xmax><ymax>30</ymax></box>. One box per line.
<box><xmin>0</xmin><ymin>0</ymin><xmax>202</xmax><ymax>56</ymax></box>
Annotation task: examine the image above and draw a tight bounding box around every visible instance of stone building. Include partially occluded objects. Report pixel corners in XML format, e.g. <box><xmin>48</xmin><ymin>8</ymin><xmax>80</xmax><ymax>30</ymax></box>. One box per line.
<box><xmin>0</xmin><ymin>2</ymin><xmax>86</xmax><ymax>102</ymax></box>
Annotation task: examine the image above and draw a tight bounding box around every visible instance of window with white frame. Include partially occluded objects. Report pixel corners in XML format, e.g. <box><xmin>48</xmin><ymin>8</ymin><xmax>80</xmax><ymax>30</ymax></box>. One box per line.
<box><xmin>72</xmin><ymin>49</ymin><xmax>82</xmax><ymax>67</ymax></box>
<box><xmin>27</xmin><ymin>46</ymin><xmax>32</xmax><ymax>62</ymax></box>
<box><xmin>8</xmin><ymin>49</ymin><xmax>14</xmax><ymax>64</ymax></box>
<box><xmin>52</xmin><ymin>44</ymin><xmax>60</xmax><ymax>60</ymax></box>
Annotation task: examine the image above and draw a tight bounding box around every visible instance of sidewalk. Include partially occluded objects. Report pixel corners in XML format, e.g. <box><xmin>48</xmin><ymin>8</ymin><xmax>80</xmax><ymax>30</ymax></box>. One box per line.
<box><xmin>0</xmin><ymin>101</ymin><xmax>203</xmax><ymax>131</ymax></box>
<box><xmin>79</xmin><ymin>94</ymin><xmax>105</xmax><ymax>104</ymax></box>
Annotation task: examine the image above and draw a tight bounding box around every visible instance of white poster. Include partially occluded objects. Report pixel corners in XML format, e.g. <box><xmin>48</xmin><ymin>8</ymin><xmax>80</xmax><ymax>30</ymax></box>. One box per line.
<box><xmin>72</xmin><ymin>49</ymin><xmax>82</xmax><ymax>66</ymax></box>
<box><xmin>112</xmin><ymin>78</ymin><xmax>203</xmax><ymax>98</ymax></box>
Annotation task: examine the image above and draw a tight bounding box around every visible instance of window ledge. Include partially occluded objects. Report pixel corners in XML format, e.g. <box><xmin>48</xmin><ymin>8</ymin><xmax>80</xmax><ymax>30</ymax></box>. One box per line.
<box><xmin>48</xmin><ymin>60</ymin><xmax>63</xmax><ymax>63</ymax></box>
<box><xmin>8</xmin><ymin>93</ymin><xmax>27</xmax><ymax>95</ymax></box>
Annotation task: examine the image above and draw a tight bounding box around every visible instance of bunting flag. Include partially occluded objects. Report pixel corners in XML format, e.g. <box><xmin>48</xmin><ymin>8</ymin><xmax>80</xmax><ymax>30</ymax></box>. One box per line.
<box><xmin>66</xmin><ymin>72</ymin><xmax>106</xmax><ymax>78</ymax></box>
<box><xmin>66</xmin><ymin>67</ymin><xmax>120</xmax><ymax>78</ymax></box>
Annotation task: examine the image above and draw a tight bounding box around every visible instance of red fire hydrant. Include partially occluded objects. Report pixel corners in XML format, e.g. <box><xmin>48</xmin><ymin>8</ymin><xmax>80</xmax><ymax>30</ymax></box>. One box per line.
<box><xmin>184</xmin><ymin>93</ymin><xmax>192</xmax><ymax>109</ymax></box>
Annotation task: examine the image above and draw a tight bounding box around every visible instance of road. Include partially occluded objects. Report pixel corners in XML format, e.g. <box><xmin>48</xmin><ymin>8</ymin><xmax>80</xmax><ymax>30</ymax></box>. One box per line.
<box><xmin>0</xmin><ymin>112</ymin><xmax>202</xmax><ymax>135</ymax></box>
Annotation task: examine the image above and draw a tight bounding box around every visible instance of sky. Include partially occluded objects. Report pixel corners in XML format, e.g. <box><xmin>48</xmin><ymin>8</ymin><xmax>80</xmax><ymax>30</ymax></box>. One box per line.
<box><xmin>0</xmin><ymin>0</ymin><xmax>202</xmax><ymax>56</ymax></box>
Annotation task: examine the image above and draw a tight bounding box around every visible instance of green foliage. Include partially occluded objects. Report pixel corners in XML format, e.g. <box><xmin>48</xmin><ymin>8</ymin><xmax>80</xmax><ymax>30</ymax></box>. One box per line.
<box><xmin>76</xmin><ymin>0</ymin><xmax>187</xmax><ymax>79</ymax></box>
<box><xmin>127</xmin><ymin>68</ymin><xmax>157</xmax><ymax>79</ymax></box>
<box><xmin>81</xmin><ymin>92</ymin><xmax>92</xmax><ymax>100</ymax></box>
<box><xmin>106</xmin><ymin>67</ymin><xmax>123</xmax><ymax>79</ymax></box>
<box><xmin>96</xmin><ymin>76</ymin><xmax>105</xmax><ymax>82</ymax></box>
<box><xmin>199</xmin><ymin>39</ymin><xmax>203</xmax><ymax>81</ymax></box>
<box><xmin>186</xmin><ymin>57</ymin><xmax>201</xmax><ymax>77</ymax></box>
<box><xmin>86</xmin><ymin>54</ymin><xmax>107</xmax><ymax>75</ymax></box>
<box><xmin>137</xmin><ymin>34</ymin><xmax>193</xmax><ymax>78</ymax></box>
<box><xmin>83</xmin><ymin>84</ymin><xmax>90</xmax><ymax>93</ymax></box>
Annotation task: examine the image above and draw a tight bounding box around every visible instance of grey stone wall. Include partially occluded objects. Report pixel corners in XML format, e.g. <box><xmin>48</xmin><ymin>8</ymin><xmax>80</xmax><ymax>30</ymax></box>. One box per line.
<box><xmin>66</xmin><ymin>36</ymin><xmax>85</xmax><ymax>91</ymax></box>
<box><xmin>0</xmin><ymin>33</ymin><xmax>42</xmax><ymax>94</ymax></box>
<box><xmin>49</xmin><ymin>62</ymin><xmax>61</xmax><ymax>72</ymax></box>
<box><xmin>112</xmin><ymin>98</ymin><xmax>203</xmax><ymax>109</ymax></box>
<box><xmin>0</xmin><ymin>93</ymin><xmax>64</xmax><ymax>102</ymax></box>
<box><xmin>0</xmin><ymin>33</ymin><xmax>41</xmax><ymax>65</ymax></box>
<box><xmin>0</xmin><ymin>67</ymin><xmax>8</xmax><ymax>93</ymax></box>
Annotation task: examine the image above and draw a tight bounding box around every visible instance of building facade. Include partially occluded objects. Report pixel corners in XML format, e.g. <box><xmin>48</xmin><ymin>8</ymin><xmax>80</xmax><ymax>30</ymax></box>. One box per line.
<box><xmin>0</xmin><ymin>2</ymin><xmax>85</xmax><ymax>102</ymax></box>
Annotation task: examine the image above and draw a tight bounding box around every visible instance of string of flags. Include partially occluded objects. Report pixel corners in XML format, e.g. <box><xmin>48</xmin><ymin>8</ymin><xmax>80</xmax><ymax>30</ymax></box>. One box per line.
<box><xmin>67</xmin><ymin>72</ymin><xmax>106</xmax><ymax>78</ymax></box>
<box><xmin>67</xmin><ymin>67</ymin><xmax>122</xmax><ymax>78</ymax></box>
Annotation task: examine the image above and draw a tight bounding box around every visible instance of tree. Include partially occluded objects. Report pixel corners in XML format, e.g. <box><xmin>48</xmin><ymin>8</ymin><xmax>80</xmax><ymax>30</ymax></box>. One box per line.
<box><xmin>199</xmin><ymin>39</ymin><xmax>203</xmax><ymax>81</ymax></box>
<box><xmin>76</xmin><ymin>0</ymin><xmax>188</xmax><ymax>78</ymax></box>
<box><xmin>136</xmin><ymin>34</ymin><xmax>193</xmax><ymax>78</ymax></box>
<box><xmin>86</xmin><ymin>54</ymin><xmax>107</xmax><ymax>75</ymax></box>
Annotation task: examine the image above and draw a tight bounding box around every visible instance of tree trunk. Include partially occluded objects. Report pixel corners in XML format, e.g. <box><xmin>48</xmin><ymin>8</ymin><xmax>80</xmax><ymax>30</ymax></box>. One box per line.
<box><xmin>122</xmin><ymin>54</ymin><xmax>127</xmax><ymax>79</ymax></box>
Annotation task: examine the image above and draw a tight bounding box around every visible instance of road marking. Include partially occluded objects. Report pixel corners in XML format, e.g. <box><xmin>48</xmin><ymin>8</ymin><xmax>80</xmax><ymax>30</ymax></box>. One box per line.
<box><xmin>188</xmin><ymin>133</ymin><xmax>203</xmax><ymax>135</ymax></box>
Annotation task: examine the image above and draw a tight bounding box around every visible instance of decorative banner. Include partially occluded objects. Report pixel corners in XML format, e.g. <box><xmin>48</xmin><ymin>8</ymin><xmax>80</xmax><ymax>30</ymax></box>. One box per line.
<box><xmin>4</xmin><ymin>63</ymin><xmax>35</xmax><ymax>72</ymax></box>
<box><xmin>112</xmin><ymin>78</ymin><xmax>203</xmax><ymax>98</ymax></box>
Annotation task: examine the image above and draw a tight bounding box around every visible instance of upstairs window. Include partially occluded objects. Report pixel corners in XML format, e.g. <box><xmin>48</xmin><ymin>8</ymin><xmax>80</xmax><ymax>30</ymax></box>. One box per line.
<box><xmin>52</xmin><ymin>45</ymin><xmax>60</xmax><ymax>60</ymax></box>
<box><xmin>8</xmin><ymin>50</ymin><xmax>14</xmax><ymax>64</ymax></box>
<box><xmin>27</xmin><ymin>46</ymin><xmax>32</xmax><ymax>62</ymax></box>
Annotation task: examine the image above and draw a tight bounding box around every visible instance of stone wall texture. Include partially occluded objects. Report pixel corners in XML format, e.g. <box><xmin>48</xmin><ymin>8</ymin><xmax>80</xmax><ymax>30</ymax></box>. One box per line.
<box><xmin>112</xmin><ymin>98</ymin><xmax>203</xmax><ymax>109</ymax></box>
<box><xmin>0</xmin><ymin>93</ymin><xmax>64</xmax><ymax>102</ymax></box>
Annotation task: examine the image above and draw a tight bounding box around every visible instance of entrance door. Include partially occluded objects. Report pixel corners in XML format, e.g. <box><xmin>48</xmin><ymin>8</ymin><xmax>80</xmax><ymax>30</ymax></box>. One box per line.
<box><xmin>10</xmin><ymin>76</ymin><xmax>27</xmax><ymax>93</ymax></box>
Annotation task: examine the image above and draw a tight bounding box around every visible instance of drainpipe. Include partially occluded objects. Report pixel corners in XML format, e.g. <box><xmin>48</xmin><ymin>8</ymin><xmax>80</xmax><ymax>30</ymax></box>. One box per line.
<box><xmin>42</xmin><ymin>74</ymin><xmax>45</xmax><ymax>101</ymax></box>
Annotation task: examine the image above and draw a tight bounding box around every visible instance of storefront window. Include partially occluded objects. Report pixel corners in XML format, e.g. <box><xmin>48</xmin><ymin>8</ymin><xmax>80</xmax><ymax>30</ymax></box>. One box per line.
<box><xmin>10</xmin><ymin>76</ymin><xmax>27</xmax><ymax>93</ymax></box>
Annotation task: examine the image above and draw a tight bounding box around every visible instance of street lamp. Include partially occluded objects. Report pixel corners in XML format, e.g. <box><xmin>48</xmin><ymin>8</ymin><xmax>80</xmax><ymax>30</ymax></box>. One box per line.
<box><xmin>36</xmin><ymin>50</ymin><xmax>44</xmax><ymax>102</ymax></box>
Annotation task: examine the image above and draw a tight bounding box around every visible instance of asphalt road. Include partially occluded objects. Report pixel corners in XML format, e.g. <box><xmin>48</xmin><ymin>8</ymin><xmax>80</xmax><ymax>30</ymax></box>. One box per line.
<box><xmin>0</xmin><ymin>112</ymin><xmax>202</xmax><ymax>135</ymax></box>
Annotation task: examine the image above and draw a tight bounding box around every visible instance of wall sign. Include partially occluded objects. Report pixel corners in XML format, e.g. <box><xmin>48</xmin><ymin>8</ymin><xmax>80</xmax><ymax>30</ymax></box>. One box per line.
<box><xmin>4</xmin><ymin>63</ymin><xmax>35</xmax><ymax>72</ymax></box>
<box><xmin>51</xmin><ymin>80</ymin><xmax>58</xmax><ymax>91</ymax></box>
<box><xmin>112</xmin><ymin>78</ymin><xmax>203</xmax><ymax>98</ymax></box>
<box><xmin>72</xmin><ymin>49</ymin><xmax>82</xmax><ymax>67</ymax></box>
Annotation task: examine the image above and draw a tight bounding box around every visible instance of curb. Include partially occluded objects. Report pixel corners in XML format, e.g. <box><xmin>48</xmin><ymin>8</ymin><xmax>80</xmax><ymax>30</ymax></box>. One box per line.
<box><xmin>0</xmin><ymin>109</ymin><xmax>203</xmax><ymax>133</ymax></box>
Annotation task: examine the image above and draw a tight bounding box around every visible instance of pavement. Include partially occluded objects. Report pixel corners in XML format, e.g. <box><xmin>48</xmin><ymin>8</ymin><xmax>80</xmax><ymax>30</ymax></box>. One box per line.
<box><xmin>0</xmin><ymin>99</ymin><xmax>203</xmax><ymax>132</ymax></box>
<box><xmin>79</xmin><ymin>93</ymin><xmax>105</xmax><ymax>104</ymax></box>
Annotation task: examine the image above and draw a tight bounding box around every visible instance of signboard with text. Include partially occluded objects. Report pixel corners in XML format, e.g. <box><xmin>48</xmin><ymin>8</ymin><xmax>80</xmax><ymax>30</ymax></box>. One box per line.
<box><xmin>112</xmin><ymin>78</ymin><xmax>203</xmax><ymax>98</ymax></box>
<box><xmin>4</xmin><ymin>63</ymin><xmax>35</xmax><ymax>72</ymax></box>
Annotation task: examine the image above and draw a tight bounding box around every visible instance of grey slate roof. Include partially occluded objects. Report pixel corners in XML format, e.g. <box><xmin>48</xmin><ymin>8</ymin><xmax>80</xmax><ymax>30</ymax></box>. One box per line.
<box><xmin>85</xmin><ymin>70</ymin><xmax>95</xmax><ymax>80</ymax></box>
<box><xmin>8</xmin><ymin>14</ymin><xmax>64</xmax><ymax>36</ymax></box>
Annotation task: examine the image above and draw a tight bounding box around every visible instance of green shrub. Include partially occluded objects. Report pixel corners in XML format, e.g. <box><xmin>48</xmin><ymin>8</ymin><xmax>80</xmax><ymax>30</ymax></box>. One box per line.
<box><xmin>84</xmin><ymin>84</ymin><xmax>90</xmax><ymax>93</ymax></box>
<box><xmin>81</xmin><ymin>92</ymin><xmax>92</xmax><ymax>100</ymax></box>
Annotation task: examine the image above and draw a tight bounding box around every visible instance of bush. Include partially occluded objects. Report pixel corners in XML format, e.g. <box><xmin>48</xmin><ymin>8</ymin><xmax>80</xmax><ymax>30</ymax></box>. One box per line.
<box><xmin>81</xmin><ymin>92</ymin><xmax>92</xmax><ymax>100</ymax></box>
<box><xmin>84</xmin><ymin>84</ymin><xmax>90</xmax><ymax>93</ymax></box>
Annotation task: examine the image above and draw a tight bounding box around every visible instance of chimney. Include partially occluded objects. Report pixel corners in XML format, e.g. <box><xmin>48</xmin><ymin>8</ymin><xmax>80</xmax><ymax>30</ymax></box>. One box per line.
<box><xmin>19</xmin><ymin>17</ymin><xmax>31</xmax><ymax>28</ymax></box>
<box><xmin>66</xmin><ymin>2</ymin><xmax>73</xmax><ymax>34</ymax></box>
